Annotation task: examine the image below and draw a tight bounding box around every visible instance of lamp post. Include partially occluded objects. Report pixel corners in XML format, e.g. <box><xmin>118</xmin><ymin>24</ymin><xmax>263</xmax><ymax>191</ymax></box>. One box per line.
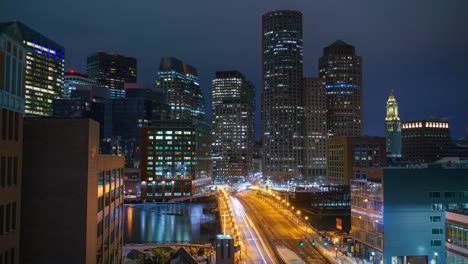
<box><xmin>305</xmin><ymin>216</ymin><xmax>309</xmax><ymax>232</ymax></box>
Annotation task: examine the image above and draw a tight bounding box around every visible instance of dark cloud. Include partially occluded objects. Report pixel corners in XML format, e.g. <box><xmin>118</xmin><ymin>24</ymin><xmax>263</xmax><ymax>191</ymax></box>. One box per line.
<box><xmin>2</xmin><ymin>0</ymin><xmax>467</xmax><ymax>138</ymax></box>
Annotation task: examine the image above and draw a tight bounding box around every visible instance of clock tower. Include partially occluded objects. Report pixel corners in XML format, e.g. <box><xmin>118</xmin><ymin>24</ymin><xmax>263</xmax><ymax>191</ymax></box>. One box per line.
<box><xmin>385</xmin><ymin>90</ymin><xmax>402</xmax><ymax>158</ymax></box>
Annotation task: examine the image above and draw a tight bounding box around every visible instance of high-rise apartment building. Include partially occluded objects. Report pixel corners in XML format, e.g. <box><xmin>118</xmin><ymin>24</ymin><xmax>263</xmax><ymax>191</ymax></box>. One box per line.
<box><xmin>86</xmin><ymin>52</ymin><xmax>137</xmax><ymax>98</ymax></box>
<box><xmin>63</xmin><ymin>69</ymin><xmax>96</xmax><ymax>98</ymax></box>
<box><xmin>22</xmin><ymin>118</ymin><xmax>124</xmax><ymax>264</ymax></box>
<box><xmin>385</xmin><ymin>90</ymin><xmax>401</xmax><ymax>158</ymax></box>
<box><xmin>262</xmin><ymin>10</ymin><xmax>304</xmax><ymax>180</ymax></box>
<box><xmin>212</xmin><ymin>71</ymin><xmax>255</xmax><ymax>180</ymax></box>
<box><xmin>156</xmin><ymin>57</ymin><xmax>205</xmax><ymax>121</ymax></box>
<box><xmin>401</xmin><ymin>120</ymin><xmax>452</xmax><ymax>162</ymax></box>
<box><xmin>319</xmin><ymin>40</ymin><xmax>362</xmax><ymax>137</ymax></box>
<box><xmin>0</xmin><ymin>27</ymin><xmax>27</xmax><ymax>264</ymax></box>
<box><xmin>326</xmin><ymin>136</ymin><xmax>386</xmax><ymax>185</ymax></box>
<box><xmin>303</xmin><ymin>77</ymin><xmax>327</xmax><ymax>181</ymax></box>
<box><xmin>0</xmin><ymin>21</ymin><xmax>65</xmax><ymax>116</ymax></box>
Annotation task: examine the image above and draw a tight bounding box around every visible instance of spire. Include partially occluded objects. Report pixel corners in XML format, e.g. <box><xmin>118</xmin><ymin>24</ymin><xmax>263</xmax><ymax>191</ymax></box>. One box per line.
<box><xmin>386</xmin><ymin>90</ymin><xmax>400</xmax><ymax>121</ymax></box>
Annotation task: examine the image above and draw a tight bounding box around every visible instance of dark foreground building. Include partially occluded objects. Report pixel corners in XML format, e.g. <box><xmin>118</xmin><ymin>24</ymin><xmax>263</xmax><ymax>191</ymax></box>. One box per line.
<box><xmin>22</xmin><ymin>118</ymin><xmax>124</xmax><ymax>264</ymax></box>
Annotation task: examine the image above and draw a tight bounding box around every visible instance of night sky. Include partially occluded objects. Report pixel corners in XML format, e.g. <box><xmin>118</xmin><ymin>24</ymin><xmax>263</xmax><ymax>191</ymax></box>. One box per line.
<box><xmin>2</xmin><ymin>0</ymin><xmax>467</xmax><ymax>139</ymax></box>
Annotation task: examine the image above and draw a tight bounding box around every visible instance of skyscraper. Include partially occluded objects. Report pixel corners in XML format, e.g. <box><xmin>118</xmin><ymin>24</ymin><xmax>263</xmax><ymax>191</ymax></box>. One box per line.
<box><xmin>0</xmin><ymin>26</ymin><xmax>27</xmax><ymax>264</ymax></box>
<box><xmin>385</xmin><ymin>90</ymin><xmax>401</xmax><ymax>158</ymax></box>
<box><xmin>63</xmin><ymin>69</ymin><xmax>96</xmax><ymax>98</ymax></box>
<box><xmin>86</xmin><ymin>52</ymin><xmax>137</xmax><ymax>98</ymax></box>
<box><xmin>319</xmin><ymin>40</ymin><xmax>362</xmax><ymax>137</ymax></box>
<box><xmin>212</xmin><ymin>71</ymin><xmax>255</xmax><ymax>180</ymax></box>
<box><xmin>303</xmin><ymin>77</ymin><xmax>327</xmax><ymax>181</ymax></box>
<box><xmin>156</xmin><ymin>57</ymin><xmax>205</xmax><ymax>121</ymax></box>
<box><xmin>0</xmin><ymin>21</ymin><xmax>65</xmax><ymax>116</ymax></box>
<box><xmin>262</xmin><ymin>10</ymin><xmax>303</xmax><ymax>180</ymax></box>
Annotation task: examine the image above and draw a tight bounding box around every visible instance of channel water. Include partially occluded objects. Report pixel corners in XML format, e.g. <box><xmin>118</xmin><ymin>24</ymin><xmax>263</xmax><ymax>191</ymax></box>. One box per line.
<box><xmin>123</xmin><ymin>203</ymin><xmax>219</xmax><ymax>244</ymax></box>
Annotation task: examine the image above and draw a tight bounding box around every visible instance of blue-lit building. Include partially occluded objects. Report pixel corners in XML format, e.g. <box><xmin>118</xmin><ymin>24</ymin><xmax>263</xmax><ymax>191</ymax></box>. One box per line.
<box><xmin>319</xmin><ymin>40</ymin><xmax>362</xmax><ymax>137</ymax></box>
<box><xmin>0</xmin><ymin>21</ymin><xmax>65</xmax><ymax>116</ymax></box>
<box><xmin>351</xmin><ymin>162</ymin><xmax>468</xmax><ymax>264</ymax></box>
<box><xmin>63</xmin><ymin>70</ymin><xmax>96</xmax><ymax>99</ymax></box>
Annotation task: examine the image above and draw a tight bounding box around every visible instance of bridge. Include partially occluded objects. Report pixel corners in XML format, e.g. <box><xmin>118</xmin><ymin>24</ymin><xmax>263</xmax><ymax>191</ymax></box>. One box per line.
<box><xmin>168</xmin><ymin>192</ymin><xmax>216</xmax><ymax>202</ymax></box>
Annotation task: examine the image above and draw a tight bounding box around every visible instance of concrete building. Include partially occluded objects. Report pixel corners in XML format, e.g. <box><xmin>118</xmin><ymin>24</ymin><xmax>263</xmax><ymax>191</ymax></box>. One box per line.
<box><xmin>140</xmin><ymin>120</ymin><xmax>211</xmax><ymax>201</ymax></box>
<box><xmin>87</xmin><ymin>52</ymin><xmax>137</xmax><ymax>98</ymax></box>
<box><xmin>0</xmin><ymin>21</ymin><xmax>65</xmax><ymax>117</ymax></box>
<box><xmin>156</xmin><ymin>57</ymin><xmax>205</xmax><ymax>121</ymax></box>
<box><xmin>319</xmin><ymin>40</ymin><xmax>362</xmax><ymax>137</ymax></box>
<box><xmin>212</xmin><ymin>71</ymin><xmax>255</xmax><ymax>181</ymax></box>
<box><xmin>22</xmin><ymin>118</ymin><xmax>124</xmax><ymax>264</ymax></box>
<box><xmin>350</xmin><ymin>162</ymin><xmax>468</xmax><ymax>264</ymax></box>
<box><xmin>446</xmin><ymin>209</ymin><xmax>468</xmax><ymax>263</ymax></box>
<box><xmin>385</xmin><ymin>90</ymin><xmax>402</xmax><ymax>158</ymax></box>
<box><xmin>63</xmin><ymin>69</ymin><xmax>96</xmax><ymax>98</ymax></box>
<box><xmin>262</xmin><ymin>10</ymin><xmax>304</xmax><ymax>181</ymax></box>
<box><xmin>326</xmin><ymin>136</ymin><xmax>386</xmax><ymax>185</ymax></box>
<box><xmin>0</xmin><ymin>27</ymin><xmax>27</xmax><ymax>264</ymax></box>
<box><xmin>303</xmin><ymin>77</ymin><xmax>327</xmax><ymax>181</ymax></box>
<box><xmin>401</xmin><ymin>120</ymin><xmax>452</xmax><ymax>162</ymax></box>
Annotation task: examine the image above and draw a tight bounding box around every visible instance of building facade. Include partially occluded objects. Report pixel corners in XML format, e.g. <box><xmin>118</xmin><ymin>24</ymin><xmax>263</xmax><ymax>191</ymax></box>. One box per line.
<box><xmin>0</xmin><ymin>28</ymin><xmax>27</xmax><ymax>264</ymax></box>
<box><xmin>22</xmin><ymin>118</ymin><xmax>124</xmax><ymax>264</ymax></box>
<box><xmin>351</xmin><ymin>163</ymin><xmax>468</xmax><ymax>264</ymax></box>
<box><xmin>0</xmin><ymin>21</ymin><xmax>65</xmax><ymax>116</ymax></box>
<box><xmin>326</xmin><ymin>136</ymin><xmax>386</xmax><ymax>185</ymax></box>
<box><xmin>212</xmin><ymin>71</ymin><xmax>255</xmax><ymax>180</ymax></box>
<box><xmin>401</xmin><ymin>120</ymin><xmax>452</xmax><ymax>162</ymax></box>
<box><xmin>156</xmin><ymin>57</ymin><xmax>205</xmax><ymax>121</ymax></box>
<box><xmin>111</xmin><ymin>83</ymin><xmax>169</xmax><ymax>167</ymax></box>
<box><xmin>262</xmin><ymin>10</ymin><xmax>304</xmax><ymax>180</ymax></box>
<box><xmin>140</xmin><ymin>120</ymin><xmax>211</xmax><ymax>201</ymax></box>
<box><xmin>319</xmin><ymin>40</ymin><xmax>362</xmax><ymax>137</ymax></box>
<box><xmin>86</xmin><ymin>52</ymin><xmax>137</xmax><ymax>98</ymax></box>
<box><xmin>303</xmin><ymin>77</ymin><xmax>327</xmax><ymax>181</ymax></box>
<box><xmin>385</xmin><ymin>90</ymin><xmax>401</xmax><ymax>158</ymax></box>
<box><xmin>446</xmin><ymin>209</ymin><xmax>468</xmax><ymax>264</ymax></box>
<box><xmin>63</xmin><ymin>69</ymin><xmax>96</xmax><ymax>98</ymax></box>
<box><xmin>53</xmin><ymin>84</ymin><xmax>112</xmax><ymax>143</ymax></box>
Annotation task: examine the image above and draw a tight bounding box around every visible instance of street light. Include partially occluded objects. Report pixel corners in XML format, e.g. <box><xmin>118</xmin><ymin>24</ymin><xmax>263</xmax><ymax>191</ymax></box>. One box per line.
<box><xmin>305</xmin><ymin>216</ymin><xmax>309</xmax><ymax>232</ymax></box>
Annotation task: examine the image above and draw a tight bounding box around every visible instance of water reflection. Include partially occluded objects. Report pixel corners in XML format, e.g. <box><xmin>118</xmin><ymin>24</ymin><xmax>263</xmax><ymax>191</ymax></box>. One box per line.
<box><xmin>124</xmin><ymin>203</ymin><xmax>217</xmax><ymax>243</ymax></box>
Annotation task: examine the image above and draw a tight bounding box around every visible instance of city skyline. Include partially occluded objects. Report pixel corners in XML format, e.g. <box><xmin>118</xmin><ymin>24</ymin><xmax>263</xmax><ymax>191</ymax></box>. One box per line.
<box><xmin>1</xmin><ymin>1</ymin><xmax>467</xmax><ymax>139</ymax></box>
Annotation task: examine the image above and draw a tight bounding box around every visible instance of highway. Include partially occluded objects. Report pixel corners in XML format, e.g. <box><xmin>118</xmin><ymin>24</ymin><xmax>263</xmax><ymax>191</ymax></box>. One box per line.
<box><xmin>233</xmin><ymin>190</ymin><xmax>329</xmax><ymax>264</ymax></box>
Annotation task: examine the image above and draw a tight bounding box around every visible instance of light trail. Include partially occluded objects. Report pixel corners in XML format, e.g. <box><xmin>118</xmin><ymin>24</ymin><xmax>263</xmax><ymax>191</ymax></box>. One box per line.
<box><xmin>231</xmin><ymin>196</ymin><xmax>276</xmax><ymax>263</ymax></box>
